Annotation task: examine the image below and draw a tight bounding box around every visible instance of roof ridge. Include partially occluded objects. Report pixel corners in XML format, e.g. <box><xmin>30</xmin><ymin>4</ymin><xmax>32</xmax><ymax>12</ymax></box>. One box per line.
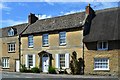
<box><xmin>1</xmin><ymin>23</ymin><xmax>28</xmax><ymax>29</ymax></box>
<box><xmin>95</xmin><ymin>7</ymin><xmax>119</xmax><ymax>13</ymax></box>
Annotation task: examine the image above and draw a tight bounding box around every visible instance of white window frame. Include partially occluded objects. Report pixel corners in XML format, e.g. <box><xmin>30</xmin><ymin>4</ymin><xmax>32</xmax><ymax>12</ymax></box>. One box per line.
<box><xmin>28</xmin><ymin>55</ymin><xmax>33</xmax><ymax>68</ymax></box>
<box><xmin>28</xmin><ymin>35</ymin><xmax>33</xmax><ymax>48</ymax></box>
<box><xmin>59</xmin><ymin>54</ymin><xmax>65</xmax><ymax>68</ymax></box>
<box><xmin>42</xmin><ymin>34</ymin><xmax>49</xmax><ymax>46</ymax></box>
<box><xmin>2</xmin><ymin>57</ymin><xmax>9</xmax><ymax>68</ymax></box>
<box><xmin>59</xmin><ymin>31</ymin><xmax>66</xmax><ymax>45</ymax></box>
<box><xmin>97</xmin><ymin>41</ymin><xmax>108</xmax><ymax>50</ymax></box>
<box><xmin>8</xmin><ymin>28</ymin><xmax>14</xmax><ymax>36</ymax></box>
<box><xmin>55</xmin><ymin>53</ymin><xmax>69</xmax><ymax>69</ymax></box>
<box><xmin>25</xmin><ymin>54</ymin><xmax>35</xmax><ymax>68</ymax></box>
<box><xmin>94</xmin><ymin>58</ymin><xmax>109</xmax><ymax>71</ymax></box>
<box><xmin>8</xmin><ymin>43</ymin><xmax>15</xmax><ymax>52</ymax></box>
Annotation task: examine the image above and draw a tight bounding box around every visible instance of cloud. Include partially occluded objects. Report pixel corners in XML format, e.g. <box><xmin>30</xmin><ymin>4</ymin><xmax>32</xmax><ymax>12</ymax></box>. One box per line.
<box><xmin>42</xmin><ymin>0</ymin><xmax>119</xmax><ymax>2</ymax></box>
<box><xmin>1</xmin><ymin>0</ymin><xmax>119</xmax><ymax>2</ymax></box>
<box><xmin>5</xmin><ymin>12</ymin><xmax>10</xmax><ymax>14</ymax></box>
<box><xmin>93</xmin><ymin>0</ymin><xmax>119</xmax><ymax>2</ymax></box>
<box><xmin>43</xmin><ymin>0</ymin><xmax>94</xmax><ymax>2</ymax></box>
<box><xmin>0</xmin><ymin>19</ymin><xmax>27</xmax><ymax>28</ymax></box>
<box><xmin>18</xmin><ymin>2</ymin><xmax>28</xmax><ymax>7</ymax></box>
<box><xmin>36</xmin><ymin>14</ymin><xmax>52</xmax><ymax>19</ymax></box>
<box><xmin>44</xmin><ymin>0</ymin><xmax>54</xmax><ymax>5</ymax></box>
<box><xmin>0</xmin><ymin>14</ymin><xmax>52</xmax><ymax>28</ymax></box>
<box><xmin>0</xmin><ymin>2</ymin><xmax>11</xmax><ymax>10</ymax></box>
<box><xmin>91</xmin><ymin>2</ymin><xmax>118</xmax><ymax>10</ymax></box>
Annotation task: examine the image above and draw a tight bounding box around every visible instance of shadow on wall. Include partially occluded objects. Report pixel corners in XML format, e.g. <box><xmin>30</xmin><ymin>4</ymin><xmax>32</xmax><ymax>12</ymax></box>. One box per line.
<box><xmin>0</xmin><ymin>59</ymin><xmax>2</xmax><ymax>66</ymax></box>
<box><xmin>84</xmin><ymin>41</ymin><xmax>120</xmax><ymax>50</ymax></box>
<box><xmin>70</xmin><ymin>51</ymin><xmax>85</xmax><ymax>75</ymax></box>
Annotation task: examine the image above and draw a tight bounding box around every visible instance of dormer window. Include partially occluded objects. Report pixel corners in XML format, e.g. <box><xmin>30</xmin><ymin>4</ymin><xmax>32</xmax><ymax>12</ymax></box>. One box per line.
<box><xmin>97</xmin><ymin>41</ymin><xmax>108</xmax><ymax>50</ymax></box>
<box><xmin>8</xmin><ymin>28</ymin><xmax>14</xmax><ymax>36</ymax></box>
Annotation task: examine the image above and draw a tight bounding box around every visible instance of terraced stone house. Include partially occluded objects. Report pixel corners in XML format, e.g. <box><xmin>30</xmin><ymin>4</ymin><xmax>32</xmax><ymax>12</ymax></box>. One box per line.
<box><xmin>0</xmin><ymin>23</ymin><xmax>28</xmax><ymax>72</ymax></box>
<box><xmin>21</xmin><ymin>11</ymin><xmax>84</xmax><ymax>73</ymax></box>
<box><xmin>0</xmin><ymin>4</ymin><xmax>119</xmax><ymax>77</ymax></box>
<box><xmin>0</xmin><ymin>13</ymin><xmax>38</xmax><ymax>72</ymax></box>
<box><xmin>83</xmin><ymin>7</ymin><xmax>120</xmax><ymax>76</ymax></box>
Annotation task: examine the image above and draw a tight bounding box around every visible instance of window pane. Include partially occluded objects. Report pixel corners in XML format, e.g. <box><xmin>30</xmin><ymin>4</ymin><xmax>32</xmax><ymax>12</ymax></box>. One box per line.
<box><xmin>94</xmin><ymin>58</ymin><xmax>109</xmax><ymax>70</ymax></box>
<box><xmin>103</xmin><ymin>42</ymin><xmax>107</xmax><ymax>48</ymax></box>
<box><xmin>8</xmin><ymin>29</ymin><xmax>14</xmax><ymax>36</ymax></box>
<box><xmin>2</xmin><ymin>58</ymin><xmax>9</xmax><ymax>68</ymax></box>
<box><xmin>59</xmin><ymin>32</ymin><xmax>66</xmax><ymax>45</ymax></box>
<box><xmin>98</xmin><ymin>42</ymin><xmax>102</xmax><ymax>49</ymax></box>
<box><xmin>28</xmin><ymin>35</ymin><xmax>33</xmax><ymax>47</ymax></box>
<box><xmin>59</xmin><ymin>54</ymin><xmax>65</xmax><ymax>67</ymax></box>
<box><xmin>28</xmin><ymin>55</ymin><xmax>33</xmax><ymax>67</ymax></box>
<box><xmin>8</xmin><ymin>43</ymin><xmax>15</xmax><ymax>52</ymax></box>
<box><xmin>97</xmin><ymin>41</ymin><xmax>108</xmax><ymax>50</ymax></box>
<box><xmin>43</xmin><ymin>34</ymin><xmax>48</xmax><ymax>46</ymax></box>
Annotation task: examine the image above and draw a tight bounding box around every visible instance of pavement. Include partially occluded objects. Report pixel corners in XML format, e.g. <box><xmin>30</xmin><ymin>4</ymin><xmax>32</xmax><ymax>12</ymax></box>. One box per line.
<box><xmin>1</xmin><ymin>71</ymin><xmax>120</xmax><ymax>80</ymax></box>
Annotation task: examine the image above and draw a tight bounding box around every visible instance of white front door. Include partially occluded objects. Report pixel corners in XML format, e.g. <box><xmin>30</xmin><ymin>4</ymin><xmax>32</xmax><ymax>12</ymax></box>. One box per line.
<box><xmin>42</xmin><ymin>57</ymin><xmax>49</xmax><ymax>72</ymax></box>
<box><xmin>16</xmin><ymin>60</ymin><xmax>20</xmax><ymax>72</ymax></box>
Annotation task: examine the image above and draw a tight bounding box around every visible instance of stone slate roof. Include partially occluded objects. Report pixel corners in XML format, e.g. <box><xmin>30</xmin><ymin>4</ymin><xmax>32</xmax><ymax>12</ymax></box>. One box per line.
<box><xmin>22</xmin><ymin>12</ymin><xmax>85</xmax><ymax>35</ymax></box>
<box><xmin>1</xmin><ymin>7</ymin><xmax>119</xmax><ymax>44</ymax></box>
<box><xmin>1</xmin><ymin>23</ymin><xmax>28</xmax><ymax>37</ymax></box>
<box><xmin>83</xmin><ymin>7</ymin><xmax>119</xmax><ymax>42</ymax></box>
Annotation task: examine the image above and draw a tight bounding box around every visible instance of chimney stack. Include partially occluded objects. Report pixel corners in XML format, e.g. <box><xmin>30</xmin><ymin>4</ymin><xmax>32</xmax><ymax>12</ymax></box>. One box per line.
<box><xmin>83</xmin><ymin>4</ymin><xmax>96</xmax><ymax>36</ymax></box>
<box><xmin>85</xmin><ymin>4</ymin><xmax>96</xmax><ymax>20</ymax></box>
<box><xmin>85</xmin><ymin>3</ymin><xmax>91</xmax><ymax>15</ymax></box>
<box><xmin>28</xmin><ymin>13</ymin><xmax>38</xmax><ymax>24</ymax></box>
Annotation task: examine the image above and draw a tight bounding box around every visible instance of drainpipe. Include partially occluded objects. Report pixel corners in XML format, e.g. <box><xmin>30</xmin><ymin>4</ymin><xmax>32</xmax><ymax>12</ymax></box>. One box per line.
<box><xmin>18</xmin><ymin>13</ymin><xmax>38</xmax><ymax>70</ymax></box>
<box><xmin>82</xmin><ymin>36</ymin><xmax>85</xmax><ymax>75</ymax></box>
<box><xmin>18</xmin><ymin>35</ymin><xmax>21</xmax><ymax>67</ymax></box>
<box><xmin>18</xmin><ymin>24</ymin><xmax>30</xmax><ymax>70</ymax></box>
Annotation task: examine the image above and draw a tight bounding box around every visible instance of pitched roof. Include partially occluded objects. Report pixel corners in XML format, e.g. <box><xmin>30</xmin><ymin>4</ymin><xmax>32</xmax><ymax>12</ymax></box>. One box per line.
<box><xmin>1</xmin><ymin>23</ymin><xmax>28</xmax><ymax>37</ymax></box>
<box><xmin>83</xmin><ymin>7</ymin><xmax>119</xmax><ymax>42</ymax></box>
<box><xmin>22</xmin><ymin>12</ymin><xmax>85</xmax><ymax>35</ymax></box>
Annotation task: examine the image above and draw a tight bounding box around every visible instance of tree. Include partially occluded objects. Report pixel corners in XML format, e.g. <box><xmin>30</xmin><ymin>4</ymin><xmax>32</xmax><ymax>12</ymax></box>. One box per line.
<box><xmin>70</xmin><ymin>51</ymin><xmax>84</xmax><ymax>75</ymax></box>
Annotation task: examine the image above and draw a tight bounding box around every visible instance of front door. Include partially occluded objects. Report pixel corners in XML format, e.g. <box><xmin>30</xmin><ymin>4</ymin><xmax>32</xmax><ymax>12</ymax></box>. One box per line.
<box><xmin>42</xmin><ymin>54</ymin><xmax>49</xmax><ymax>72</ymax></box>
<box><xmin>15</xmin><ymin>60</ymin><xmax>20</xmax><ymax>72</ymax></box>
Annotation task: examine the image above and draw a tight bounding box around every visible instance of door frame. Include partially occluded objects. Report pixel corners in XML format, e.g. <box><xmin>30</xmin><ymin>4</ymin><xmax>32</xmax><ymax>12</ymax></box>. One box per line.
<box><xmin>42</xmin><ymin>54</ymin><xmax>49</xmax><ymax>72</ymax></box>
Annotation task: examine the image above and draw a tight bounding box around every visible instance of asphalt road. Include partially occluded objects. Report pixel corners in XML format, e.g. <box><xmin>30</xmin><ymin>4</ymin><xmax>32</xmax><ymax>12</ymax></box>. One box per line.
<box><xmin>1</xmin><ymin>71</ymin><xmax>119</xmax><ymax>80</ymax></box>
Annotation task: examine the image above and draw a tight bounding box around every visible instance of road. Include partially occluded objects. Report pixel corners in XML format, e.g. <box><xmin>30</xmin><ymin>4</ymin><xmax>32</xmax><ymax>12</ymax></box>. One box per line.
<box><xmin>1</xmin><ymin>71</ymin><xmax>119</xmax><ymax>80</ymax></box>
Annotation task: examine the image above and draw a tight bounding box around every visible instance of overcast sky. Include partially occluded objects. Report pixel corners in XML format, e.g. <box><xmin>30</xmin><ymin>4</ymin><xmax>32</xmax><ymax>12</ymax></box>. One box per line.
<box><xmin>0</xmin><ymin>2</ymin><xmax>119</xmax><ymax>28</ymax></box>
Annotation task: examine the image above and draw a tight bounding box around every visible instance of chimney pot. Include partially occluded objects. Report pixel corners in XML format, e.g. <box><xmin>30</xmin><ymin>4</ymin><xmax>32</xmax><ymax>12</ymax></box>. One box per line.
<box><xmin>88</xmin><ymin>3</ymin><xmax>90</xmax><ymax>6</ymax></box>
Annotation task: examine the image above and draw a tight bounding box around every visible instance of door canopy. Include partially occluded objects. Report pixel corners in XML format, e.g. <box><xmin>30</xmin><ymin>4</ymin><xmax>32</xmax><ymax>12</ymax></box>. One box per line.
<box><xmin>38</xmin><ymin>50</ymin><xmax>52</xmax><ymax>58</ymax></box>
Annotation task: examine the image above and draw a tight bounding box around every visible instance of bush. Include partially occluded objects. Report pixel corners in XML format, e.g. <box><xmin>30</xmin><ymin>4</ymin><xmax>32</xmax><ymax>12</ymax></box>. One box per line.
<box><xmin>20</xmin><ymin>64</ymin><xmax>27</xmax><ymax>72</ymax></box>
<box><xmin>70</xmin><ymin>51</ymin><xmax>84</xmax><ymax>75</ymax></box>
<box><xmin>25</xmin><ymin>69</ymin><xmax>32</xmax><ymax>73</ymax></box>
<box><xmin>31</xmin><ymin>67</ymin><xmax>40</xmax><ymax>73</ymax></box>
<box><xmin>48</xmin><ymin>66</ymin><xmax>56</xmax><ymax>74</ymax></box>
<box><xmin>39</xmin><ymin>67</ymin><xmax>42</xmax><ymax>72</ymax></box>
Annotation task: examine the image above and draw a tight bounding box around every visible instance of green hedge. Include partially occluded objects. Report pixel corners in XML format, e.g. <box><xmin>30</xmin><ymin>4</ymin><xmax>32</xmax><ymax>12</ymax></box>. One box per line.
<box><xmin>20</xmin><ymin>64</ymin><xmax>27</xmax><ymax>72</ymax></box>
<box><xmin>31</xmin><ymin>67</ymin><xmax>40</xmax><ymax>73</ymax></box>
<box><xmin>48</xmin><ymin>66</ymin><xmax>56</xmax><ymax>74</ymax></box>
<box><xmin>20</xmin><ymin>64</ymin><xmax>40</xmax><ymax>73</ymax></box>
